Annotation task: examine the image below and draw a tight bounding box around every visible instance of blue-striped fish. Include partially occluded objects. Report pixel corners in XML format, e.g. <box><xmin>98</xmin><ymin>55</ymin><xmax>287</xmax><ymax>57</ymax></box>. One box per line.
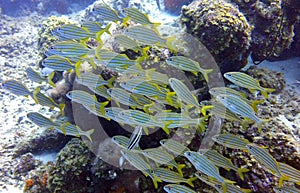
<box><xmin>114</xmin><ymin>34</ymin><xmax>140</xmax><ymax>51</ymax></box>
<box><xmin>200</xmin><ymin>101</ymin><xmax>245</xmax><ymax>123</ymax></box>
<box><xmin>106</xmin><ymin>87</ymin><xmax>141</xmax><ymax>108</ymax></box>
<box><xmin>75</xmin><ymin>72</ymin><xmax>115</xmax><ymax>88</ymax></box>
<box><xmin>168</xmin><ymin>78</ymin><xmax>199</xmax><ymax>107</ymax></box>
<box><xmin>121</xmin><ymin>149</ymin><xmax>162</xmax><ymax>188</ymax></box>
<box><xmin>2</xmin><ymin>79</ymin><xmax>33</xmax><ymax>97</ymax></box>
<box><xmin>61</xmin><ymin>122</ymin><xmax>94</xmax><ymax>142</ymax></box>
<box><xmin>112</xmin><ymin>126</ymin><xmax>143</xmax><ymax>167</ymax></box>
<box><xmin>41</xmin><ymin>55</ymin><xmax>74</xmax><ymax>71</ymax></box>
<box><xmin>27</xmin><ymin>112</ymin><xmax>60</xmax><ymax>129</ymax></box>
<box><xmin>166</xmin><ymin>56</ymin><xmax>213</xmax><ymax>82</ymax></box>
<box><xmin>142</xmin><ymin>147</ymin><xmax>185</xmax><ymax>176</ymax></box>
<box><xmin>123</xmin><ymin>8</ymin><xmax>160</xmax><ymax>27</ymax></box>
<box><xmin>212</xmin><ymin>133</ymin><xmax>250</xmax><ymax>150</ymax></box>
<box><xmin>278</xmin><ymin>162</ymin><xmax>300</xmax><ymax>185</ymax></box>
<box><xmin>26</xmin><ymin>67</ymin><xmax>46</xmax><ymax>83</ymax></box>
<box><xmin>163</xmin><ymin>184</ymin><xmax>196</xmax><ymax>193</ymax></box>
<box><xmin>196</xmin><ymin>173</ymin><xmax>251</xmax><ymax>193</ymax></box>
<box><xmin>54</xmin><ymin>24</ymin><xmax>93</xmax><ymax>40</ymax></box>
<box><xmin>160</xmin><ymin>139</ymin><xmax>190</xmax><ymax>155</ymax></box>
<box><xmin>48</xmin><ymin>41</ymin><xmax>91</xmax><ymax>58</ymax></box>
<box><xmin>209</xmin><ymin>87</ymin><xmax>264</xmax><ymax>113</ymax></box>
<box><xmin>125</xmin><ymin>25</ymin><xmax>167</xmax><ymax>46</ymax></box>
<box><xmin>198</xmin><ymin>149</ymin><xmax>249</xmax><ymax>180</ymax></box>
<box><xmin>246</xmin><ymin>144</ymin><xmax>284</xmax><ymax>186</ymax></box>
<box><xmin>184</xmin><ymin>151</ymin><xmax>234</xmax><ymax>193</ymax></box>
<box><xmin>81</xmin><ymin>21</ymin><xmax>111</xmax><ymax>35</ymax></box>
<box><xmin>224</xmin><ymin>72</ymin><xmax>275</xmax><ymax>98</ymax></box>
<box><xmin>92</xmin><ymin>4</ymin><xmax>123</xmax><ymax>22</ymax></box>
<box><xmin>216</xmin><ymin>94</ymin><xmax>267</xmax><ymax>131</ymax></box>
<box><xmin>66</xmin><ymin>90</ymin><xmax>108</xmax><ymax>116</ymax></box>
<box><xmin>104</xmin><ymin>107</ymin><xmax>127</xmax><ymax>122</ymax></box>
<box><xmin>33</xmin><ymin>87</ymin><xmax>65</xmax><ymax>112</ymax></box>
<box><xmin>153</xmin><ymin>168</ymin><xmax>196</xmax><ymax>187</ymax></box>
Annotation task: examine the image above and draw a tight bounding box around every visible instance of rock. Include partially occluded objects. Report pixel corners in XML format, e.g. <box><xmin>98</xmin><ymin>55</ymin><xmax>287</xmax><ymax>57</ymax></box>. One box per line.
<box><xmin>181</xmin><ymin>0</ymin><xmax>253</xmax><ymax>72</ymax></box>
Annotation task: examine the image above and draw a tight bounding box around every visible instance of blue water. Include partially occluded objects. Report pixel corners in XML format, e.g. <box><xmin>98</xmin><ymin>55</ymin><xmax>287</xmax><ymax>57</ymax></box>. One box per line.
<box><xmin>0</xmin><ymin>0</ymin><xmax>95</xmax><ymax>16</ymax></box>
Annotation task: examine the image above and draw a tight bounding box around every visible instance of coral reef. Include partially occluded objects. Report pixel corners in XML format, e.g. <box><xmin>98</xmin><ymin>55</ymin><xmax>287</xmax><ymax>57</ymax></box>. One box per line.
<box><xmin>181</xmin><ymin>0</ymin><xmax>253</xmax><ymax>72</ymax></box>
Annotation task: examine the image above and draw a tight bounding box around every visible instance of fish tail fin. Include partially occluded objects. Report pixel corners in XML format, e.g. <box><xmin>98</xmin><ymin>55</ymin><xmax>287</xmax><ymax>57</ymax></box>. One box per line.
<box><xmin>99</xmin><ymin>101</ymin><xmax>109</xmax><ymax>115</ymax></box>
<box><xmin>237</xmin><ymin>167</ymin><xmax>249</xmax><ymax>180</ymax></box>
<box><xmin>83</xmin><ymin>128</ymin><xmax>95</xmax><ymax>142</ymax></box>
<box><xmin>200</xmin><ymin>105</ymin><xmax>214</xmax><ymax>116</ymax></box>
<box><xmin>59</xmin><ymin>103</ymin><xmax>65</xmax><ymax>115</ymax></box>
<box><xmin>251</xmin><ymin>99</ymin><xmax>264</xmax><ymax>113</ymax></box>
<box><xmin>177</xmin><ymin>164</ymin><xmax>186</xmax><ymax>177</ymax></box>
<box><xmin>261</xmin><ymin>87</ymin><xmax>275</xmax><ymax>98</ymax></box>
<box><xmin>107</xmin><ymin>76</ymin><xmax>116</xmax><ymax>88</ymax></box>
<box><xmin>202</xmin><ymin>68</ymin><xmax>213</xmax><ymax>82</ymax></box>
<box><xmin>75</xmin><ymin>61</ymin><xmax>82</xmax><ymax>78</ymax></box>
<box><xmin>162</xmin><ymin>122</ymin><xmax>171</xmax><ymax>135</ymax></box>
<box><xmin>166</xmin><ymin>92</ymin><xmax>176</xmax><ymax>106</ymax></box>
<box><xmin>152</xmin><ymin>175</ymin><xmax>162</xmax><ymax>189</ymax></box>
<box><xmin>187</xmin><ymin>176</ymin><xmax>197</xmax><ymax>187</ymax></box>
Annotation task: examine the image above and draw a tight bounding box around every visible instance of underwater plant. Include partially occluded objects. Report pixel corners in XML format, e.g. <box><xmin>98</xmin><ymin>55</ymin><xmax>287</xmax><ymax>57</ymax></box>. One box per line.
<box><xmin>2</xmin><ymin>3</ymin><xmax>300</xmax><ymax>193</ymax></box>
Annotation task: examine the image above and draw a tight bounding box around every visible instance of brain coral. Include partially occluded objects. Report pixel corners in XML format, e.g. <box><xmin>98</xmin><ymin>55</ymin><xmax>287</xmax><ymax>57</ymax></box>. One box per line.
<box><xmin>180</xmin><ymin>0</ymin><xmax>253</xmax><ymax>72</ymax></box>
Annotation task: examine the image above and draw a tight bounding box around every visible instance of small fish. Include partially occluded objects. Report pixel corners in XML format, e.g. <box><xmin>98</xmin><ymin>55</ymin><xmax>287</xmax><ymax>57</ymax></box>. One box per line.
<box><xmin>27</xmin><ymin>112</ymin><xmax>60</xmax><ymax>129</ymax></box>
<box><xmin>184</xmin><ymin>151</ymin><xmax>234</xmax><ymax>193</ymax></box>
<box><xmin>33</xmin><ymin>87</ymin><xmax>65</xmax><ymax>112</ymax></box>
<box><xmin>209</xmin><ymin>87</ymin><xmax>247</xmax><ymax>98</ymax></box>
<box><xmin>198</xmin><ymin>149</ymin><xmax>249</xmax><ymax>180</ymax></box>
<box><xmin>48</xmin><ymin>41</ymin><xmax>91</xmax><ymax>58</ymax></box>
<box><xmin>121</xmin><ymin>149</ymin><xmax>162</xmax><ymax>188</ymax></box>
<box><xmin>216</xmin><ymin>94</ymin><xmax>267</xmax><ymax>131</ymax></box>
<box><xmin>163</xmin><ymin>184</ymin><xmax>196</xmax><ymax>193</ymax></box>
<box><xmin>54</xmin><ymin>24</ymin><xmax>94</xmax><ymax>40</ymax></box>
<box><xmin>2</xmin><ymin>79</ymin><xmax>32</xmax><ymax>97</ymax></box>
<box><xmin>112</xmin><ymin>135</ymin><xmax>132</xmax><ymax>149</ymax></box>
<box><xmin>76</xmin><ymin>72</ymin><xmax>115</xmax><ymax>88</ymax></box>
<box><xmin>273</xmin><ymin>186</ymin><xmax>300</xmax><ymax>193</ymax></box>
<box><xmin>104</xmin><ymin>107</ymin><xmax>127</xmax><ymax>122</ymax></box>
<box><xmin>166</xmin><ymin>56</ymin><xmax>213</xmax><ymax>82</ymax></box>
<box><xmin>117</xmin><ymin>110</ymin><xmax>159</xmax><ymax>132</ymax></box>
<box><xmin>224</xmin><ymin>72</ymin><xmax>275</xmax><ymax>98</ymax></box>
<box><xmin>26</xmin><ymin>67</ymin><xmax>46</xmax><ymax>83</ymax></box>
<box><xmin>246</xmin><ymin>144</ymin><xmax>283</xmax><ymax>186</ymax></box>
<box><xmin>155</xmin><ymin>111</ymin><xmax>206</xmax><ymax>133</ymax></box>
<box><xmin>120</xmin><ymin>80</ymin><xmax>167</xmax><ymax>99</ymax></box>
<box><xmin>127</xmin><ymin>126</ymin><xmax>143</xmax><ymax>150</ymax></box>
<box><xmin>168</xmin><ymin>78</ymin><xmax>199</xmax><ymax>107</ymax></box>
<box><xmin>125</xmin><ymin>25</ymin><xmax>167</xmax><ymax>46</ymax></box>
<box><xmin>278</xmin><ymin>162</ymin><xmax>300</xmax><ymax>185</ymax></box>
<box><xmin>106</xmin><ymin>88</ymin><xmax>142</xmax><ymax>109</ymax></box>
<box><xmin>41</xmin><ymin>55</ymin><xmax>75</xmax><ymax>71</ymax></box>
<box><xmin>142</xmin><ymin>147</ymin><xmax>185</xmax><ymax>176</ymax></box>
<box><xmin>153</xmin><ymin>168</ymin><xmax>196</xmax><ymax>187</ymax></box>
<box><xmin>81</xmin><ymin>21</ymin><xmax>111</xmax><ymax>36</ymax></box>
<box><xmin>212</xmin><ymin>133</ymin><xmax>250</xmax><ymax>150</ymax></box>
<box><xmin>66</xmin><ymin>90</ymin><xmax>108</xmax><ymax>116</ymax></box>
<box><xmin>160</xmin><ymin>139</ymin><xmax>190</xmax><ymax>155</ymax></box>
<box><xmin>209</xmin><ymin>87</ymin><xmax>264</xmax><ymax>113</ymax></box>
<box><xmin>123</xmin><ymin>8</ymin><xmax>161</xmax><ymax>27</ymax></box>
<box><xmin>114</xmin><ymin>34</ymin><xmax>140</xmax><ymax>51</ymax></box>
<box><xmin>93</xmin><ymin>4</ymin><xmax>123</xmax><ymax>22</ymax></box>
<box><xmin>196</xmin><ymin>173</ymin><xmax>251</xmax><ymax>193</ymax></box>
<box><xmin>200</xmin><ymin>101</ymin><xmax>244</xmax><ymax>123</ymax></box>
<box><xmin>61</xmin><ymin>122</ymin><xmax>94</xmax><ymax>142</ymax></box>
